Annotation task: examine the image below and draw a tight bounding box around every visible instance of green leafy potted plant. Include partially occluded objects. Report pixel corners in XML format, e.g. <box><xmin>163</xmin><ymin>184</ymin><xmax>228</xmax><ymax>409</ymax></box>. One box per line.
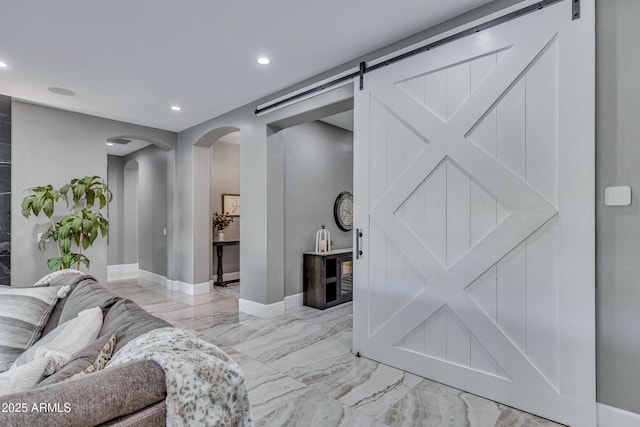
<box><xmin>212</xmin><ymin>212</ymin><xmax>234</xmax><ymax>241</ymax></box>
<box><xmin>21</xmin><ymin>175</ymin><xmax>112</xmax><ymax>271</ymax></box>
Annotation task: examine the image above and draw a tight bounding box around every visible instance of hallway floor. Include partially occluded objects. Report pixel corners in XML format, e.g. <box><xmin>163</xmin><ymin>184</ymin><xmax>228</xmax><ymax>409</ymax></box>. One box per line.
<box><xmin>107</xmin><ymin>278</ymin><xmax>563</xmax><ymax>427</ymax></box>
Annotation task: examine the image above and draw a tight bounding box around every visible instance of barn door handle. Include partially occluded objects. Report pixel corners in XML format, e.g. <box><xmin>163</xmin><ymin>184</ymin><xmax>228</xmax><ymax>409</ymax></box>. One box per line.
<box><xmin>356</xmin><ymin>229</ymin><xmax>363</xmax><ymax>259</ymax></box>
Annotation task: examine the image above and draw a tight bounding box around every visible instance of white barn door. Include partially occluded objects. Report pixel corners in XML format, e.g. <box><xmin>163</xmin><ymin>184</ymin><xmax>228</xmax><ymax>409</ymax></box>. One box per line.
<box><xmin>352</xmin><ymin>1</ymin><xmax>595</xmax><ymax>426</ymax></box>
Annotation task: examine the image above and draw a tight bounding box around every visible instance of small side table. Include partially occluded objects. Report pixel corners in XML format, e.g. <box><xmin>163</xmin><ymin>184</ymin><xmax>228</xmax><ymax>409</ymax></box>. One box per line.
<box><xmin>303</xmin><ymin>248</ymin><xmax>353</xmax><ymax>309</ymax></box>
<box><xmin>212</xmin><ymin>240</ymin><xmax>240</xmax><ymax>287</ymax></box>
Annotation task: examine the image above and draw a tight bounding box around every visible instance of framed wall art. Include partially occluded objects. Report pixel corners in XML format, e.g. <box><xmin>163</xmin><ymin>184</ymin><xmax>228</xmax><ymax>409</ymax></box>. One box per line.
<box><xmin>222</xmin><ymin>193</ymin><xmax>240</xmax><ymax>216</ymax></box>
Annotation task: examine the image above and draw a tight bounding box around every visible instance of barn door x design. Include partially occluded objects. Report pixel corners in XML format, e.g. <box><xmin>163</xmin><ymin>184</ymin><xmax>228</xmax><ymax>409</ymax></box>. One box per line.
<box><xmin>353</xmin><ymin>2</ymin><xmax>595</xmax><ymax>426</ymax></box>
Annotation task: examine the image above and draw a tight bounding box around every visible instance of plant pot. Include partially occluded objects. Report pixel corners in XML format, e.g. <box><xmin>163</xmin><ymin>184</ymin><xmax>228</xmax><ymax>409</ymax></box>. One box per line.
<box><xmin>217</xmin><ymin>231</ymin><xmax>225</xmax><ymax>241</ymax></box>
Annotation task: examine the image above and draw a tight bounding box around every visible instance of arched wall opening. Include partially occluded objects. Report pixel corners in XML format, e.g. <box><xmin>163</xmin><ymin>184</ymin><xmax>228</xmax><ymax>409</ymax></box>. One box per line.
<box><xmin>106</xmin><ymin>135</ymin><xmax>174</xmax><ymax>282</ymax></box>
<box><xmin>264</xmin><ymin>97</ymin><xmax>353</xmax><ymax>312</ymax></box>
<box><xmin>192</xmin><ymin>126</ymin><xmax>241</xmax><ymax>289</ymax></box>
<box><xmin>180</xmin><ymin>84</ymin><xmax>353</xmax><ymax>311</ymax></box>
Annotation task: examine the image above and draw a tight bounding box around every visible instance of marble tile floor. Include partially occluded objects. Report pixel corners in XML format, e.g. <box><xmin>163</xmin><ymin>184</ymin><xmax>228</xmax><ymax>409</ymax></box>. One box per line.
<box><xmin>107</xmin><ymin>278</ymin><xmax>564</xmax><ymax>427</ymax></box>
<box><xmin>214</xmin><ymin>282</ymin><xmax>241</xmax><ymax>299</ymax></box>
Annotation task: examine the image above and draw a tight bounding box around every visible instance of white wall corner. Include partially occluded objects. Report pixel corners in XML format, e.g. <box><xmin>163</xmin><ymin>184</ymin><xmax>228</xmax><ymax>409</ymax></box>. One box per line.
<box><xmin>598</xmin><ymin>403</ymin><xmax>640</xmax><ymax>427</ymax></box>
<box><xmin>239</xmin><ymin>298</ymin><xmax>285</xmax><ymax>318</ymax></box>
<box><xmin>107</xmin><ymin>263</ymin><xmax>139</xmax><ymax>280</ymax></box>
<box><xmin>284</xmin><ymin>293</ymin><xmax>303</xmax><ymax>310</ymax></box>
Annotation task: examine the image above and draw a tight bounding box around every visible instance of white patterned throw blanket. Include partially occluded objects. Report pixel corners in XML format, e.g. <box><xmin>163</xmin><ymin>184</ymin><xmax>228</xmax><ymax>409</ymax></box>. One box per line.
<box><xmin>107</xmin><ymin>327</ymin><xmax>253</xmax><ymax>427</ymax></box>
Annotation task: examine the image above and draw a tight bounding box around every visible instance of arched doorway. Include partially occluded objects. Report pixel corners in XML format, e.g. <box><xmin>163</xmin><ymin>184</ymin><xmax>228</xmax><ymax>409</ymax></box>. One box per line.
<box><xmin>106</xmin><ymin>134</ymin><xmax>174</xmax><ymax>283</ymax></box>
<box><xmin>193</xmin><ymin>126</ymin><xmax>241</xmax><ymax>290</ymax></box>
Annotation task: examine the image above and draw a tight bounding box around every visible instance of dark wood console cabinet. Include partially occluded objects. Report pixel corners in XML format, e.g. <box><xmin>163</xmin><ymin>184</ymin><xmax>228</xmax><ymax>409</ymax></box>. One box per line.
<box><xmin>303</xmin><ymin>249</ymin><xmax>353</xmax><ymax>310</ymax></box>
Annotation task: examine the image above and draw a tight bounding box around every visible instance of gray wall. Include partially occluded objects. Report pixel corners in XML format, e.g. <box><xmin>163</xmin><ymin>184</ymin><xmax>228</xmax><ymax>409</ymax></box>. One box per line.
<box><xmin>11</xmin><ymin>101</ymin><xmax>175</xmax><ymax>286</ymax></box>
<box><xmin>123</xmin><ymin>145</ymin><xmax>168</xmax><ymax>277</ymax></box>
<box><xmin>268</xmin><ymin>121</ymin><xmax>353</xmax><ymax>297</ymax></box>
<box><xmin>122</xmin><ymin>162</ymin><xmax>139</xmax><ymax>265</ymax></box>
<box><xmin>210</xmin><ymin>141</ymin><xmax>240</xmax><ymax>275</ymax></box>
<box><xmin>107</xmin><ymin>155</ymin><xmax>125</xmax><ymax>265</ymax></box>
<box><xmin>267</xmin><ymin>128</ymin><xmax>285</xmax><ymax>303</ymax></box>
<box><xmin>596</xmin><ymin>0</ymin><xmax>640</xmax><ymax>415</ymax></box>
<box><xmin>107</xmin><ymin>159</ymin><xmax>141</xmax><ymax>266</ymax></box>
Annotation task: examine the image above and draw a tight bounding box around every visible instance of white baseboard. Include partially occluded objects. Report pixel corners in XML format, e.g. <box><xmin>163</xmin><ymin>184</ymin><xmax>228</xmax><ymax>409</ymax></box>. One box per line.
<box><xmin>167</xmin><ymin>279</ymin><xmax>211</xmax><ymax>296</ymax></box>
<box><xmin>598</xmin><ymin>403</ymin><xmax>640</xmax><ymax>427</ymax></box>
<box><xmin>138</xmin><ymin>269</ymin><xmax>166</xmax><ymax>287</ymax></box>
<box><xmin>192</xmin><ymin>281</ymin><xmax>211</xmax><ymax>295</ymax></box>
<box><xmin>223</xmin><ymin>271</ymin><xmax>240</xmax><ymax>281</ymax></box>
<box><xmin>239</xmin><ymin>298</ymin><xmax>285</xmax><ymax>318</ymax></box>
<box><xmin>210</xmin><ymin>271</ymin><xmax>240</xmax><ymax>282</ymax></box>
<box><xmin>107</xmin><ymin>263</ymin><xmax>138</xmax><ymax>280</ymax></box>
<box><xmin>137</xmin><ymin>269</ymin><xmax>210</xmax><ymax>296</ymax></box>
<box><xmin>285</xmin><ymin>293</ymin><xmax>303</xmax><ymax>310</ymax></box>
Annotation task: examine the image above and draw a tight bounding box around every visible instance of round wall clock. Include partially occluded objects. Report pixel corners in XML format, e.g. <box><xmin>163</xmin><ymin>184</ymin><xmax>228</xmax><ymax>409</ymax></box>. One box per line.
<box><xmin>334</xmin><ymin>191</ymin><xmax>353</xmax><ymax>232</ymax></box>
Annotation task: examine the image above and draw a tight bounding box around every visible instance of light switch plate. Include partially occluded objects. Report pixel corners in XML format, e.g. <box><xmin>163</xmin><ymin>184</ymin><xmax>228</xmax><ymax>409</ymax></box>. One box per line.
<box><xmin>605</xmin><ymin>186</ymin><xmax>631</xmax><ymax>206</ymax></box>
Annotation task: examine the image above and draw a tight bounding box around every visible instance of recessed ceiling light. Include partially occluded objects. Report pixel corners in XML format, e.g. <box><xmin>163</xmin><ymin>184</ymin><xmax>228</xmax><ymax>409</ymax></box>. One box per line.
<box><xmin>170</xmin><ymin>105</ymin><xmax>181</xmax><ymax>111</ymax></box>
<box><xmin>257</xmin><ymin>57</ymin><xmax>270</xmax><ymax>65</ymax></box>
<box><xmin>106</xmin><ymin>142</ymin><xmax>114</xmax><ymax>146</ymax></box>
<box><xmin>0</xmin><ymin>61</ymin><xmax>7</xmax><ymax>68</ymax></box>
<box><xmin>48</xmin><ymin>87</ymin><xmax>75</xmax><ymax>96</ymax></box>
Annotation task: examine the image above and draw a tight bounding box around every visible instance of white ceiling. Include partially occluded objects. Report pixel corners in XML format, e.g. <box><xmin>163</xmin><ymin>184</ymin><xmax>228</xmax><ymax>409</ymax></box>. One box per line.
<box><xmin>0</xmin><ymin>1</ymin><xmax>493</xmax><ymax>132</ymax></box>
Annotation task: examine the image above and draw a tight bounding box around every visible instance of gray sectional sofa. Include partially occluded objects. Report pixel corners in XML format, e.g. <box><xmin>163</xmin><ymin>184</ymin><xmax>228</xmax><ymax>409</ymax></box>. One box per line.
<box><xmin>0</xmin><ymin>274</ymin><xmax>173</xmax><ymax>426</ymax></box>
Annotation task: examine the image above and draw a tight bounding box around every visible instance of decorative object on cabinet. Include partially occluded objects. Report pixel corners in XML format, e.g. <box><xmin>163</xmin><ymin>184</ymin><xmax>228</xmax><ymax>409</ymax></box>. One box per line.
<box><xmin>303</xmin><ymin>248</ymin><xmax>352</xmax><ymax>309</ymax></box>
<box><xmin>333</xmin><ymin>191</ymin><xmax>353</xmax><ymax>231</ymax></box>
<box><xmin>314</xmin><ymin>225</ymin><xmax>331</xmax><ymax>253</ymax></box>
<box><xmin>212</xmin><ymin>212</ymin><xmax>234</xmax><ymax>241</ymax></box>
<box><xmin>222</xmin><ymin>194</ymin><xmax>240</xmax><ymax>216</ymax></box>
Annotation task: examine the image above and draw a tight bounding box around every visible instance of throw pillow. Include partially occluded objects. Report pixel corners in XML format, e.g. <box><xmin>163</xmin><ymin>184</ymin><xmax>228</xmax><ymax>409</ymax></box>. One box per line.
<box><xmin>38</xmin><ymin>332</ymin><xmax>117</xmax><ymax>387</ymax></box>
<box><xmin>58</xmin><ymin>280</ymin><xmax>120</xmax><ymax>325</ymax></box>
<box><xmin>12</xmin><ymin>307</ymin><xmax>103</xmax><ymax>376</ymax></box>
<box><xmin>68</xmin><ymin>332</ymin><xmax>116</xmax><ymax>380</ymax></box>
<box><xmin>0</xmin><ymin>285</ymin><xmax>62</xmax><ymax>372</ymax></box>
<box><xmin>100</xmin><ymin>298</ymin><xmax>171</xmax><ymax>354</ymax></box>
<box><xmin>39</xmin><ymin>274</ymin><xmax>97</xmax><ymax>338</ymax></box>
<box><xmin>33</xmin><ymin>269</ymin><xmax>85</xmax><ymax>287</ymax></box>
<box><xmin>0</xmin><ymin>357</ymin><xmax>51</xmax><ymax>396</ymax></box>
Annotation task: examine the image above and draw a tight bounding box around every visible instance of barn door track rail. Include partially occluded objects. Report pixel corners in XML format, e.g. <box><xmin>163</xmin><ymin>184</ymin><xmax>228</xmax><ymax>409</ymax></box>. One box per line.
<box><xmin>255</xmin><ymin>0</ymin><xmax>579</xmax><ymax>115</ymax></box>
